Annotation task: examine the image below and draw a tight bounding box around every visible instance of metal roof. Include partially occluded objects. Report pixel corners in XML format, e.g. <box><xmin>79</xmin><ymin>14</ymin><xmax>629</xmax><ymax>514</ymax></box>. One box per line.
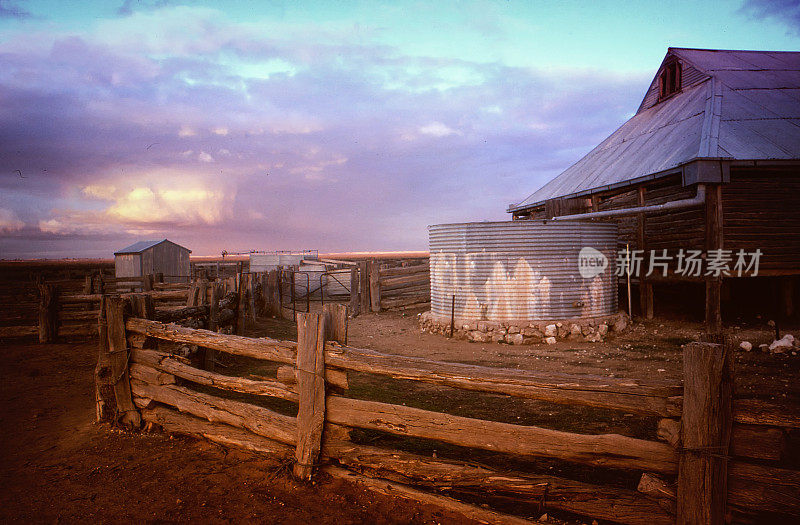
<box><xmin>510</xmin><ymin>48</ymin><xmax>800</xmax><ymax>212</ymax></box>
<box><xmin>114</xmin><ymin>239</ymin><xmax>190</xmax><ymax>255</ymax></box>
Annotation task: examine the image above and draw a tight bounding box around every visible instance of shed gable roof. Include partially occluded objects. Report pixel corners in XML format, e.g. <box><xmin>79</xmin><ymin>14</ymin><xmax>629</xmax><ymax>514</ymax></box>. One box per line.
<box><xmin>114</xmin><ymin>239</ymin><xmax>191</xmax><ymax>255</ymax></box>
<box><xmin>510</xmin><ymin>47</ymin><xmax>800</xmax><ymax>213</ymax></box>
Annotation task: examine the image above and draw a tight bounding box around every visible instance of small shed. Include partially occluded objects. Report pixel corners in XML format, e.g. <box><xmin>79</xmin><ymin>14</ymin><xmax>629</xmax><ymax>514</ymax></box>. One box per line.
<box><xmin>114</xmin><ymin>239</ymin><xmax>191</xmax><ymax>283</ymax></box>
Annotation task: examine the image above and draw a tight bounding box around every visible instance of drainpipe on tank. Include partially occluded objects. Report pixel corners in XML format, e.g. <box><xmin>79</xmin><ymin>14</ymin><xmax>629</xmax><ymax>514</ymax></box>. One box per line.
<box><xmin>549</xmin><ymin>184</ymin><xmax>706</xmax><ymax>221</ymax></box>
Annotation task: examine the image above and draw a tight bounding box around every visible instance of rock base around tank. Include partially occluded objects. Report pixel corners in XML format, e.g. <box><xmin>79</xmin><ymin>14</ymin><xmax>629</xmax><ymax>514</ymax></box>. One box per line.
<box><xmin>418</xmin><ymin>311</ymin><xmax>629</xmax><ymax>344</ymax></box>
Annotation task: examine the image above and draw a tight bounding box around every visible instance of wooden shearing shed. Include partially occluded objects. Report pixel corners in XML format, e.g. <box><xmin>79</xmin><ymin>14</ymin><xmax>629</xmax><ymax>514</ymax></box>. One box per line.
<box><xmin>114</xmin><ymin>239</ymin><xmax>191</xmax><ymax>284</ymax></box>
<box><xmin>508</xmin><ymin>48</ymin><xmax>800</xmax><ymax>329</ymax></box>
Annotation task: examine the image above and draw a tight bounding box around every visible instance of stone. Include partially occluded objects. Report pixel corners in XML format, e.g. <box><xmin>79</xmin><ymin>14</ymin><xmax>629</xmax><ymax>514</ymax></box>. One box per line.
<box><xmin>759</xmin><ymin>344</ymin><xmax>769</xmax><ymax>352</ymax></box>
<box><xmin>739</xmin><ymin>341</ymin><xmax>753</xmax><ymax>352</ymax></box>
<box><xmin>477</xmin><ymin>321</ymin><xmax>489</xmax><ymax>332</ymax></box>
<box><xmin>613</xmin><ymin>316</ymin><xmax>628</xmax><ymax>332</ymax></box>
<box><xmin>467</xmin><ymin>331</ymin><xmax>487</xmax><ymax>343</ymax></box>
<box><xmin>522</xmin><ymin>337</ymin><xmax>540</xmax><ymax>345</ymax></box>
<box><xmin>545</xmin><ymin>336</ymin><xmax>557</xmax><ymax>345</ymax></box>
<box><xmin>585</xmin><ymin>332</ymin><xmax>603</xmax><ymax>343</ymax></box>
<box><xmin>507</xmin><ymin>325</ymin><xmax>520</xmax><ymax>334</ymax></box>
<box><xmin>569</xmin><ymin>324</ymin><xmax>582</xmax><ymax>336</ymax></box>
<box><xmin>598</xmin><ymin>323</ymin><xmax>609</xmax><ymax>336</ymax></box>
<box><xmin>581</xmin><ymin>324</ymin><xmax>593</xmax><ymax>336</ymax></box>
<box><xmin>769</xmin><ymin>335</ymin><xmax>794</xmax><ymax>354</ymax></box>
<box><xmin>491</xmin><ymin>333</ymin><xmax>505</xmax><ymax>343</ymax></box>
<box><xmin>522</xmin><ymin>326</ymin><xmax>543</xmax><ymax>338</ymax></box>
<box><xmin>508</xmin><ymin>333</ymin><xmax>524</xmax><ymax>345</ymax></box>
<box><xmin>557</xmin><ymin>325</ymin><xmax>569</xmax><ymax>338</ymax></box>
<box><xmin>544</xmin><ymin>324</ymin><xmax>557</xmax><ymax>337</ymax></box>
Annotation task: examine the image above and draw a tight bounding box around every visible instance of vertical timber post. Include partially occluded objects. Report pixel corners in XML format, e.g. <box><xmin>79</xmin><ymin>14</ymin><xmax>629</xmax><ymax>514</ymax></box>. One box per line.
<box><xmin>294</xmin><ymin>312</ymin><xmax>326</xmax><ymax>481</ymax></box>
<box><xmin>37</xmin><ymin>283</ymin><xmax>58</xmax><ymax>343</ymax></box>
<box><xmin>677</xmin><ymin>341</ymin><xmax>733</xmax><ymax>525</ymax></box>
<box><xmin>267</xmin><ymin>269</ymin><xmax>279</xmax><ymax>318</ymax></box>
<box><xmin>705</xmin><ymin>184</ymin><xmax>723</xmax><ymax>334</ymax></box>
<box><xmin>323</xmin><ymin>303</ymin><xmax>348</xmax><ymax>345</ymax></box>
<box><xmin>105</xmin><ymin>296</ymin><xmax>141</xmax><ymax>428</ymax></box>
<box><xmin>369</xmin><ymin>260</ymin><xmax>381</xmax><ymax>312</ymax></box>
<box><xmin>94</xmin><ymin>295</ymin><xmax>115</xmax><ymax>421</ymax></box>
<box><xmin>359</xmin><ymin>261</ymin><xmax>370</xmax><ymax>316</ymax></box>
<box><xmin>637</xmin><ymin>186</ymin><xmax>654</xmax><ymax>319</ymax></box>
<box><xmin>349</xmin><ymin>266</ymin><xmax>359</xmax><ymax>318</ymax></box>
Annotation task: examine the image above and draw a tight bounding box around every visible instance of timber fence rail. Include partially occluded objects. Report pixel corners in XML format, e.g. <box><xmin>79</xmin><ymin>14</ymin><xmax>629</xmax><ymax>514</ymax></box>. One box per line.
<box><xmin>349</xmin><ymin>259</ymin><xmax>430</xmax><ymax>315</ymax></box>
<box><xmin>0</xmin><ymin>277</ymin><xmax>194</xmax><ymax>342</ymax></box>
<box><xmin>96</xmin><ymin>301</ymin><xmax>800</xmax><ymax>525</ymax></box>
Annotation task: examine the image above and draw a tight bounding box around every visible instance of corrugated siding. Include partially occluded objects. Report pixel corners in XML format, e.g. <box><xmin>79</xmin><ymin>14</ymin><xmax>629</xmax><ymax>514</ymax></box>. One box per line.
<box><xmin>429</xmin><ymin>221</ymin><xmax>618</xmax><ymax>322</ymax></box>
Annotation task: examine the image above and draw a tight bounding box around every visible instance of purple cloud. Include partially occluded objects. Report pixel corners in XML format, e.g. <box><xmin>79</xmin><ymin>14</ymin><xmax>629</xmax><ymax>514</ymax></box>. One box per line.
<box><xmin>0</xmin><ymin>9</ymin><xmax>646</xmax><ymax>258</ymax></box>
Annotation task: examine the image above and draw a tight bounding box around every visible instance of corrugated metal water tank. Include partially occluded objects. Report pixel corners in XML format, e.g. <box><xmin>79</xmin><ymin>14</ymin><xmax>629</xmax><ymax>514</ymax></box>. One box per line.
<box><xmin>429</xmin><ymin>221</ymin><xmax>618</xmax><ymax>322</ymax></box>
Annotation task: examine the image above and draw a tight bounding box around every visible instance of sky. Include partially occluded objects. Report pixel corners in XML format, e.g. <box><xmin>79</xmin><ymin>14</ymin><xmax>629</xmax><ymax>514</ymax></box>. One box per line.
<box><xmin>0</xmin><ymin>0</ymin><xmax>799</xmax><ymax>258</ymax></box>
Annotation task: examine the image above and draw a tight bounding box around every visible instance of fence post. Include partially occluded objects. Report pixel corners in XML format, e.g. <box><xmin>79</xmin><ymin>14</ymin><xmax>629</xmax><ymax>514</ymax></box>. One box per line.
<box><xmin>677</xmin><ymin>341</ymin><xmax>733</xmax><ymax>525</ymax></box>
<box><xmin>105</xmin><ymin>296</ymin><xmax>141</xmax><ymax>428</ymax></box>
<box><xmin>95</xmin><ymin>295</ymin><xmax>115</xmax><ymax>421</ymax></box>
<box><xmin>369</xmin><ymin>260</ymin><xmax>381</xmax><ymax>312</ymax></box>
<box><xmin>37</xmin><ymin>283</ymin><xmax>58</xmax><ymax>343</ymax></box>
<box><xmin>294</xmin><ymin>312</ymin><xmax>326</xmax><ymax>481</ymax></box>
<box><xmin>349</xmin><ymin>266</ymin><xmax>360</xmax><ymax>318</ymax></box>
<box><xmin>267</xmin><ymin>269</ymin><xmax>279</xmax><ymax>317</ymax></box>
<box><xmin>359</xmin><ymin>261</ymin><xmax>370</xmax><ymax>315</ymax></box>
<box><xmin>323</xmin><ymin>303</ymin><xmax>348</xmax><ymax>345</ymax></box>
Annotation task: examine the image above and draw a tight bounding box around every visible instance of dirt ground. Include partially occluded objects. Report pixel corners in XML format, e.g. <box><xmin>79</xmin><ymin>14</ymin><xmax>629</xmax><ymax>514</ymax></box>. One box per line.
<box><xmin>1</xmin><ymin>306</ymin><xmax>799</xmax><ymax>524</ymax></box>
<box><xmin>0</xmin><ymin>338</ymin><xmax>482</xmax><ymax>524</ymax></box>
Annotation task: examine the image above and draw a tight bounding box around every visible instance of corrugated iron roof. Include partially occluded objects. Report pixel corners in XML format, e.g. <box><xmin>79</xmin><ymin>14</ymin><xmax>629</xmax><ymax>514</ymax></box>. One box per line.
<box><xmin>114</xmin><ymin>239</ymin><xmax>190</xmax><ymax>255</ymax></box>
<box><xmin>510</xmin><ymin>48</ymin><xmax>800</xmax><ymax>212</ymax></box>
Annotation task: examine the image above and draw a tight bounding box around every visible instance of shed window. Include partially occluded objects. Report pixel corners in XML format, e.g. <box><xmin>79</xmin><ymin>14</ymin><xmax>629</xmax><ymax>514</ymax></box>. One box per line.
<box><xmin>659</xmin><ymin>60</ymin><xmax>682</xmax><ymax>100</ymax></box>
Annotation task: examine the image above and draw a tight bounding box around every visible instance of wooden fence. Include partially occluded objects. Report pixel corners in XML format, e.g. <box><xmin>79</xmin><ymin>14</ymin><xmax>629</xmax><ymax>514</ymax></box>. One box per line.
<box><xmin>0</xmin><ymin>276</ymin><xmax>193</xmax><ymax>342</ymax></box>
<box><xmin>351</xmin><ymin>260</ymin><xmax>430</xmax><ymax>314</ymax></box>
<box><xmin>95</xmin><ymin>300</ymin><xmax>799</xmax><ymax>524</ymax></box>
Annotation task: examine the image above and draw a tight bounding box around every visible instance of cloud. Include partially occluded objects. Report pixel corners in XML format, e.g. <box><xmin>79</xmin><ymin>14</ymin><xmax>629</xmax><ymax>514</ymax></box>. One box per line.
<box><xmin>418</xmin><ymin>121</ymin><xmax>460</xmax><ymax>137</ymax></box>
<box><xmin>0</xmin><ymin>5</ymin><xmax>647</xmax><ymax>257</ymax></box>
<box><xmin>739</xmin><ymin>0</ymin><xmax>800</xmax><ymax>34</ymax></box>
<box><xmin>0</xmin><ymin>208</ymin><xmax>24</xmax><ymax>232</ymax></box>
<box><xmin>0</xmin><ymin>0</ymin><xmax>32</xmax><ymax>19</ymax></box>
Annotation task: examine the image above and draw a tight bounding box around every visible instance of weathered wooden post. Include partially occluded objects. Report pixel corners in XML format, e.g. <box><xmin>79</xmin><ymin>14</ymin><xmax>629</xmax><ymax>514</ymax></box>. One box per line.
<box><xmin>105</xmin><ymin>296</ymin><xmax>141</xmax><ymax>428</ymax></box>
<box><xmin>143</xmin><ymin>273</ymin><xmax>154</xmax><ymax>292</ymax></box>
<box><xmin>294</xmin><ymin>312</ymin><xmax>326</xmax><ymax>481</ymax></box>
<box><xmin>267</xmin><ymin>269</ymin><xmax>279</xmax><ymax>318</ymax></box>
<box><xmin>37</xmin><ymin>283</ymin><xmax>58</xmax><ymax>343</ymax></box>
<box><xmin>359</xmin><ymin>261</ymin><xmax>370</xmax><ymax>315</ymax></box>
<box><xmin>349</xmin><ymin>266</ymin><xmax>359</xmax><ymax>318</ymax></box>
<box><xmin>705</xmin><ymin>184</ymin><xmax>723</xmax><ymax>333</ymax></box>
<box><xmin>677</xmin><ymin>341</ymin><xmax>733</xmax><ymax>525</ymax></box>
<box><xmin>323</xmin><ymin>303</ymin><xmax>348</xmax><ymax>345</ymax></box>
<box><xmin>248</xmin><ymin>274</ymin><xmax>257</xmax><ymax>323</ymax></box>
<box><xmin>95</xmin><ymin>295</ymin><xmax>115</xmax><ymax>421</ymax></box>
<box><xmin>369</xmin><ymin>260</ymin><xmax>381</xmax><ymax>312</ymax></box>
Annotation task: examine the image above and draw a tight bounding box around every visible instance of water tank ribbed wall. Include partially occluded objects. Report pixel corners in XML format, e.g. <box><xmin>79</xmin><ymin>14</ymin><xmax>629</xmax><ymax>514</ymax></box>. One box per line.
<box><xmin>429</xmin><ymin>221</ymin><xmax>618</xmax><ymax>322</ymax></box>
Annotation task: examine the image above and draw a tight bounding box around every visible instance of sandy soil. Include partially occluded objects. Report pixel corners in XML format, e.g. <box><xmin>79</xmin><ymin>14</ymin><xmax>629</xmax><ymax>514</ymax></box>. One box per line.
<box><xmin>0</xmin><ymin>338</ymin><xmax>482</xmax><ymax>524</ymax></box>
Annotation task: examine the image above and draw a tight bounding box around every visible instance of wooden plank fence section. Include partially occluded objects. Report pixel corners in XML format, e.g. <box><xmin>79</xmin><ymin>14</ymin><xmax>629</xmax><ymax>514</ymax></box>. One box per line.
<box><xmin>323</xmin><ymin>465</ymin><xmax>534</xmax><ymax>525</ymax></box>
<box><xmin>323</xmin><ymin>437</ymin><xmax>674</xmax><ymax>525</ymax></box>
<box><xmin>326</xmin><ymin>396</ymin><xmax>677</xmax><ymax>473</ymax></box>
<box><xmin>95</xmin><ymin>303</ymin><xmax>799</xmax><ymax>524</ymax></box>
